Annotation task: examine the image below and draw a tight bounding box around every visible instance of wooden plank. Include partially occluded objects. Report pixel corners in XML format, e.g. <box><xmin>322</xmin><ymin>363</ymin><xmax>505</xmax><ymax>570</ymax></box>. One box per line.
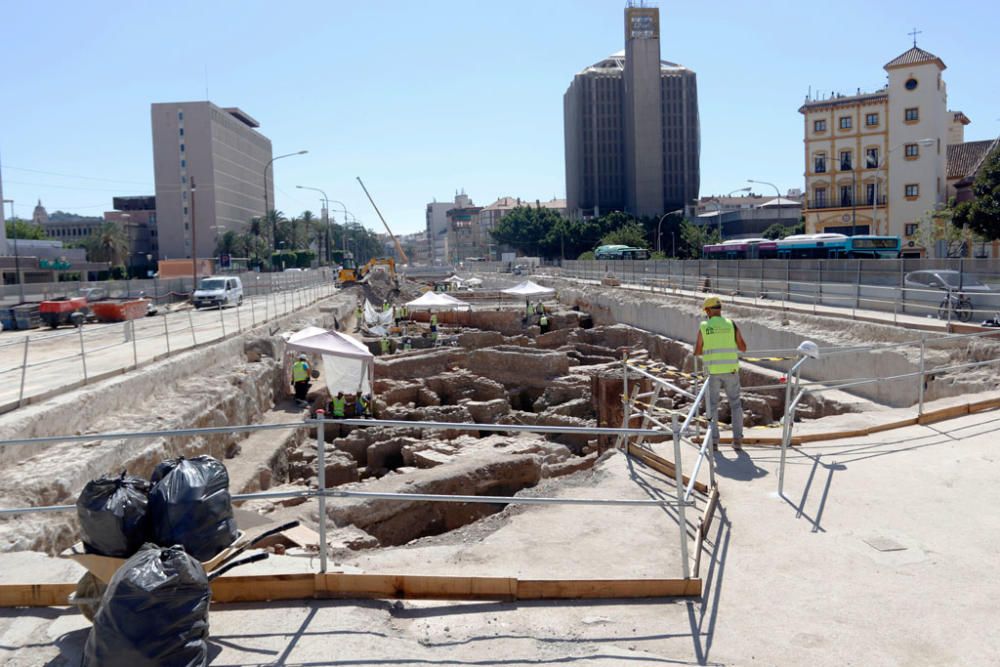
<box><xmin>700</xmin><ymin>485</ymin><xmax>720</xmax><ymax>538</ymax></box>
<box><xmin>865</xmin><ymin>418</ymin><xmax>918</xmax><ymax>435</ymax></box>
<box><xmin>917</xmin><ymin>403</ymin><xmax>970</xmax><ymax>425</ymax></box>
<box><xmin>517</xmin><ymin>578</ymin><xmax>701</xmax><ymax>599</ymax></box>
<box><xmin>0</xmin><ymin>583</ymin><xmax>77</xmax><ymax>608</ymax></box>
<box><xmin>969</xmin><ymin>397</ymin><xmax>1000</xmax><ymax>414</ymax></box>
<box><xmin>691</xmin><ymin>526</ymin><xmax>705</xmax><ymax>579</ymax></box>
<box><xmin>211</xmin><ymin>573</ymin><xmax>317</xmax><ymax>603</ymax></box>
<box><xmin>318</xmin><ymin>573</ymin><xmax>517</xmax><ymax>601</ymax></box>
<box><xmin>626</xmin><ymin>444</ymin><xmax>709</xmax><ymax>494</ymax></box>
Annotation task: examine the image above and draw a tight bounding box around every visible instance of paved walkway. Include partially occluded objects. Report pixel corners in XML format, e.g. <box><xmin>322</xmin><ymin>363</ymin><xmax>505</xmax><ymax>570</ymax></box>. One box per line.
<box><xmin>3</xmin><ymin>406</ymin><xmax>999</xmax><ymax>665</ymax></box>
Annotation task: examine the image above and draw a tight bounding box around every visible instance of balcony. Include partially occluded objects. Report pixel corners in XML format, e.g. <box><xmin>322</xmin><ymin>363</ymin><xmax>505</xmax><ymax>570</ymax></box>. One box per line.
<box><xmin>806</xmin><ymin>196</ymin><xmax>886</xmax><ymax>211</ymax></box>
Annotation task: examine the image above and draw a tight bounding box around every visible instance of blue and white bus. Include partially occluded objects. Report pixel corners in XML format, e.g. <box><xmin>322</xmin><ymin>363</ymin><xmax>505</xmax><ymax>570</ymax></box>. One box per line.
<box><xmin>594</xmin><ymin>245</ymin><xmax>651</xmax><ymax>260</ymax></box>
<box><xmin>773</xmin><ymin>234</ymin><xmax>900</xmax><ymax>259</ymax></box>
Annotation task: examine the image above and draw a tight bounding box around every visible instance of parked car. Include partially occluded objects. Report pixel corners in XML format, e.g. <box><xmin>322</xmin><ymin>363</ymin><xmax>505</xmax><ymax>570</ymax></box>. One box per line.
<box><xmin>903</xmin><ymin>270</ymin><xmax>992</xmax><ymax>294</ymax></box>
<box><xmin>192</xmin><ymin>276</ymin><xmax>244</xmax><ymax>309</ymax></box>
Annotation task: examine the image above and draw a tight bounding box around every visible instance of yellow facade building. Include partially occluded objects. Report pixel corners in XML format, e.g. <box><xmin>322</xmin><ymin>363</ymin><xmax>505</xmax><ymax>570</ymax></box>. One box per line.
<box><xmin>799</xmin><ymin>45</ymin><xmax>971</xmax><ymax>257</ymax></box>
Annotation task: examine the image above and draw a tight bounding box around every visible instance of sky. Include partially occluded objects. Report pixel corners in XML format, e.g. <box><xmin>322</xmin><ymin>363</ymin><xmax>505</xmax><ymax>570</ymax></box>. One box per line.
<box><xmin>1</xmin><ymin>0</ymin><xmax>998</xmax><ymax>235</ymax></box>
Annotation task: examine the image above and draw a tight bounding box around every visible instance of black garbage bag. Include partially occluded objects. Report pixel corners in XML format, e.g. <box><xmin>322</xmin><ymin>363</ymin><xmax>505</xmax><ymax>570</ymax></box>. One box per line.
<box><xmin>148</xmin><ymin>455</ymin><xmax>238</xmax><ymax>561</ymax></box>
<box><xmin>82</xmin><ymin>543</ymin><xmax>209</xmax><ymax>667</ymax></box>
<box><xmin>76</xmin><ymin>472</ymin><xmax>150</xmax><ymax>557</ymax></box>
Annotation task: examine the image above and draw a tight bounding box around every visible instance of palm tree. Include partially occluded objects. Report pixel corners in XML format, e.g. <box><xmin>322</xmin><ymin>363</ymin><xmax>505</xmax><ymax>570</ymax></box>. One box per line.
<box><xmin>84</xmin><ymin>222</ymin><xmax>128</xmax><ymax>265</ymax></box>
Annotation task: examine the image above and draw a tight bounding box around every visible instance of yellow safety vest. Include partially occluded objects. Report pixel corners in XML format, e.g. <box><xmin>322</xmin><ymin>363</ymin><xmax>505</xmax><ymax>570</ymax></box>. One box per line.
<box><xmin>292</xmin><ymin>361</ymin><xmax>309</xmax><ymax>382</ymax></box>
<box><xmin>430</xmin><ymin>314</ymin><xmax>437</xmax><ymax>326</ymax></box>
<box><xmin>380</xmin><ymin>338</ymin><xmax>390</xmax><ymax>353</ymax></box>
<box><xmin>331</xmin><ymin>397</ymin><xmax>346</xmax><ymax>417</ymax></box>
<box><xmin>699</xmin><ymin>316</ymin><xmax>739</xmax><ymax>375</ymax></box>
<box><xmin>539</xmin><ymin>315</ymin><xmax>548</xmax><ymax>326</ymax></box>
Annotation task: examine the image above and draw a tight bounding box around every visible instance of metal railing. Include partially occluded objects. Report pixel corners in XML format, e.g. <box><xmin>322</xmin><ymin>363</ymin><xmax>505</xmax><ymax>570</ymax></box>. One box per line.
<box><xmin>0</xmin><ymin>417</ymin><xmax>696</xmax><ymax>583</ymax></box>
<box><xmin>0</xmin><ymin>270</ymin><xmax>337</xmax><ymax>414</ymax></box>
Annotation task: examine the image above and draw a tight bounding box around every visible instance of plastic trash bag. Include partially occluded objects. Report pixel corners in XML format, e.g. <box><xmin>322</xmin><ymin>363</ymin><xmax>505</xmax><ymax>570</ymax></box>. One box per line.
<box><xmin>76</xmin><ymin>472</ymin><xmax>150</xmax><ymax>557</ymax></box>
<box><xmin>82</xmin><ymin>544</ymin><xmax>209</xmax><ymax>667</ymax></box>
<box><xmin>148</xmin><ymin>456</ymin><xmax>238</xmax><ymax>561</ymax></box>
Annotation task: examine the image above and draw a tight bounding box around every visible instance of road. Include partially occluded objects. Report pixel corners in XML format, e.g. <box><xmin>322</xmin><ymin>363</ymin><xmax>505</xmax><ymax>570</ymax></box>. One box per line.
<box><xmin>0</xmin><ymin>281</ymin><xmax>336</xmax><ymax>412</ymax></box>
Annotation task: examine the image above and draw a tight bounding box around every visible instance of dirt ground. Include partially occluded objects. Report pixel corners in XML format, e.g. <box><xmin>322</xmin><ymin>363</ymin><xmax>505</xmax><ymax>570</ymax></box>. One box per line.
<box><xmin>3</xmin><ymin>406</ymin><xmax>1000</xmax><ymax>666</ymax></box>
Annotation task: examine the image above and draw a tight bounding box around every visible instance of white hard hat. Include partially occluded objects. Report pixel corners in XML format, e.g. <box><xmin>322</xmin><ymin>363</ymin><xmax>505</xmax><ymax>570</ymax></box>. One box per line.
<box><xmin>797</xmin><ymin>341</ymin><xmax>820</xmax><ymax>359</ymax></box>
<box><xmin>298</xmin><ymin>353</ymin><xmax>307</xmax><ymax>360</ymax></box>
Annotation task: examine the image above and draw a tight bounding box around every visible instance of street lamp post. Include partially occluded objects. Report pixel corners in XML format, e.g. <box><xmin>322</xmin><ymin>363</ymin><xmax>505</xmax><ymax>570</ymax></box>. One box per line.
<box><xmin>747</xmin><ymin>179</ymin><xmax>783</xmax><ymax>228</ymax></box>
<box><xmin>296</xmin><ymin>185</ymin><xmax>330</xmax><ymax>264</ymax></box>
<box><xmin>656</xmin><ymin>209</ymin><xmax>684</xmax><ymax>255</ymax></box>
<box><xmin>263</xmin><ymin>150</ymin><xmax>308</xmax><ymax>255</ymax></box>
<box><xmin>3</xmin><ymin>199</ymin><xmax>24</xmax><ymax>303</ymax></box>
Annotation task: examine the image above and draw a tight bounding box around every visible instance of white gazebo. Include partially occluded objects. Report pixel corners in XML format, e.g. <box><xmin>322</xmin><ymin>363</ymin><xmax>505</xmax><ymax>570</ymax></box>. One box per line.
<box><xmin>284</xmin><ymin>326</ymin><xmax>374</xmax><ymax>395</ymax></box>
<box><xmin>404</xmin><ymin>291</ymin><xmax>472</xmax><ymax>310</ymax></box>
<box><xmin>500</xmin><ymin>280</ymin><xmax>556</xmax><ymax>297</ymax></box>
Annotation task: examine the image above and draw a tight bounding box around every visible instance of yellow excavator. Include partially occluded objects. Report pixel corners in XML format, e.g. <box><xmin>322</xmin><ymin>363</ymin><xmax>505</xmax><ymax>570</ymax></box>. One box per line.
<box><xmin>337</xmin><ymin>177</ymin><xmax>409</xmax><ymax>286</ymax></box>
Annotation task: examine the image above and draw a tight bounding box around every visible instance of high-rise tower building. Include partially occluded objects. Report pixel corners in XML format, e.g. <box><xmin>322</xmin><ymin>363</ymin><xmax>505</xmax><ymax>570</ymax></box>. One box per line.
<box><xmin>151</xmin><ymin>101</ymin><xmax>273</xmax><ymax>260</ymax></box>
<box><xmin>564</xmin><ymin>4</ymin><xmax>700</xmax><ymax>219</ymax></box>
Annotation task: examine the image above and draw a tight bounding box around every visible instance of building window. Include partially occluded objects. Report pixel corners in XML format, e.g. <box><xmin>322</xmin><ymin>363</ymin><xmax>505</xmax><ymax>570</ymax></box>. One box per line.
<box><xmin>839</xmin><ymin>150</ymin><xmax>852</xmax><ymax>170</ymax></box>
<box><xmin>905</xmin><ymin>223</ymin><xmax>918</xmax><ymax>236</ymax></box>
<box><xmin>178</xmin><ymin>111</ymin><xmax>183</xmax><ymax>120</ymax></box>
<box><xmin>814</xmin><ymin>154</ymin><xmax>827</xmax><ymax>173</ymax></box>
<box><xmin>865</xmin><ymin>113</ymin><xmax>879</xmax><ymax>127</ymax></box>
<box><xmin>814</xmin><ymin>187</ymin><xmax>827</xmax><ymax>207</ymax></box>
<box><xmin>905</xmin><ymin>78</ymin><xmax>918</xmax><ymax>90</ymax></box>
<box><xmin>814</xmin><ymin>119</ymin><xmax>827</xmax><ymax>132</ymax></box>
<box><xmin>180</xmin><ymin>159</ymin><xmax>186</xmax><ymax>168</ymax></box>
<box><xmin>866</xmin><ymin>148</ymin><xmax>880</xmax><ymax>168</ymax></box>
<box><xmin>840</xmin><ymin>185</ymin><xmax>853</xmax><ymax>207</ymax></box>
<box><xmin>179</xmin><ymin>143</ymin><xmax>185</xmax><ymax>152</ymax></box>
<box><xmin>179</xmin><ymin>128</ymin><xmax>184</xmax><ymax>136</ymax></box>
<box><xmin>904</xmin><ymin>107</ymin><xmax>919</xmax><ymax>122</ymax></box>
<box><xmin>839</xmin><ymin>116</ymin><xmax>852</xmax><ymax>129</ymax></box>
<box><xmin>905</xmin><ymin>184</ymin><xmax>919</xmax><ymax>198</ymax></box>
<box><xmin>904</xmin><ymin>143</ymin><xmax>919</xmax><ymax>158</ymax></box>
<box><xmin>866</xmin><ymin>183</ymin><xmax>877</xmax><ymax>204</ymax></box>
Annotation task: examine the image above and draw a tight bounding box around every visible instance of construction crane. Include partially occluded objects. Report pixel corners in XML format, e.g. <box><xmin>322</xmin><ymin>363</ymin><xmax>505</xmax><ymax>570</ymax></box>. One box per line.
<box><xmin>356</xmin><ymin>176</ymin><xmax>410</xmax><ymax>266</ymax></box>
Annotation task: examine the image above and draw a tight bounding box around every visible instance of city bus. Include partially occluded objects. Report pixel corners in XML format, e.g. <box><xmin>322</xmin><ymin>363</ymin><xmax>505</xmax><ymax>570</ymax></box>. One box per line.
<box><xmin>594</xmin><ymin>245</ymin><xmax>651</xmax><ymax>260</ymax></box>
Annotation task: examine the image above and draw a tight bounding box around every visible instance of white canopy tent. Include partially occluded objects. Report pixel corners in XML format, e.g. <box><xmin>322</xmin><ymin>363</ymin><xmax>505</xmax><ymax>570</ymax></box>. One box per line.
<box><xmin>284</xmin><ymin>326</ymin><xmax>374</xmax><ymax>396</ymax></box>
<box><xmin>404</xmin><ymin>291</ymin><xmax>471</xmax><ymax>310</ymax></box>
<box><xmin>500</xmin><ymin>280</ymin><xmax>556</xmax><ymax>297</ymax></box>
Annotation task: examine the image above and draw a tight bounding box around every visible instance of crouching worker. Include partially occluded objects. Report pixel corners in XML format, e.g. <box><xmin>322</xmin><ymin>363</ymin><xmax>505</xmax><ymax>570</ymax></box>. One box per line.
<box><xmin>291</xmin><ymin>353</ymin><xmax>311</xmax><ymax>405</ymax></box>
<box><xmin>694</xmin><ymin>296</ymin><xmax>747</xmax><ymax>451</ymax></box>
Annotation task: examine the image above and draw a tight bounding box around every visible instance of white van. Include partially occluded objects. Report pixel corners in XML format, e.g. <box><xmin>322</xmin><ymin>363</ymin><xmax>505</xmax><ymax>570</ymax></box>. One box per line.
<box><xmin>192</xmin><ymin>276</ymin><xmax>244</xmax><ymax>309</ymax></box>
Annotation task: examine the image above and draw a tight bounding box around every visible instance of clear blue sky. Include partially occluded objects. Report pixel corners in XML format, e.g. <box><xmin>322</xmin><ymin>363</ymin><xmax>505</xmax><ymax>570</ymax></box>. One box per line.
<box><xmin>1</xmin><ymin>0</ymin><xmax>997</xmax><ymax>235</ymax></box>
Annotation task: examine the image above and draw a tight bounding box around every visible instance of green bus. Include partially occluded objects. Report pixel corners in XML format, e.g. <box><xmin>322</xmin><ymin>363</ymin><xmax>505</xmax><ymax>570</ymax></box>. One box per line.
<box><xmin>594</xmin><ymin>245</ymin><xmax>651</xmax><ymax>260</ymax></box>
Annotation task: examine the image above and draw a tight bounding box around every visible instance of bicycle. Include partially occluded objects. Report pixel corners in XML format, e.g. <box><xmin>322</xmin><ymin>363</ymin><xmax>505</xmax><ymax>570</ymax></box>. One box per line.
<box><xmin>937</xmin><ymin>292</ymin><xmax>973</xmax><ymax>322</ymax></box>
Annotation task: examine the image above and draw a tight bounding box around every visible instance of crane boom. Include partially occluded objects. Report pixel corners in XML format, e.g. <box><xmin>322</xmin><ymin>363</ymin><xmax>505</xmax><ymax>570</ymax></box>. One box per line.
<box><xmin>356</xmin><ymin>177</ymin><xmax>409</xmax><ymax>265</ymax></box>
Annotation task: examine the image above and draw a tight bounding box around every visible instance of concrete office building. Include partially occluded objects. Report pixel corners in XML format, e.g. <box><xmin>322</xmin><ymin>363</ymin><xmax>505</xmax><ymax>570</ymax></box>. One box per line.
<box><xmin>564</xmin><ymin>4</ymin><xmax>699</xmax><ymax>219</ymax></box>
<box><xmin>151</xmin><ymin>102</ymin><xmax>273</xmax><ymax>260</ymax></box>
<box><xmin>426</xmin><ymin>200</ymin><xmax>452</xmax><ymax>265</ymax></box>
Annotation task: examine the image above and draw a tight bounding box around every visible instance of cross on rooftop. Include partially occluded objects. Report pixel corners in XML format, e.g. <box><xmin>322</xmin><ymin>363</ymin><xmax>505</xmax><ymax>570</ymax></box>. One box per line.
<box><xmin>908</xmin><ymin>27</ymin><xmax>922</xmax><ymax>47</ymax></box>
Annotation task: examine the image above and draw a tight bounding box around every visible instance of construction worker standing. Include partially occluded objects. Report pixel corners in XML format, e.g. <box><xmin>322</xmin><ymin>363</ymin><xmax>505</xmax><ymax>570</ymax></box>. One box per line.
<box><xmin>694</xmin><ymin>296</ymin><xmax>747</xmax><ymax>451</ymax></box>
<box><xmin>291</xmin><ymin>354</ymin><xmax>311</xmax><ymax>404</ymax></box>
<box><xmin>430</xmin><ymin>313</ymin><xmax>438</xmax><ymax>333</ymax></box>
<box><xmin>330</xmin><ymin>391</ymin><xmax>347</xmax><ymax>418</ymax></box>
<box><xmin>380</xmin><ymin>336</ymin><xmax>391</xmax><ymax>355</ymax></box>
<box><xmin>538</xmin><ymin>312</ymin><xmax>550</xmax><ymax>334</ymax></box>
<box><xmin>355</xmin><ymin>302</ymin><xmax>363</xmax><ymax>331</ymax></box>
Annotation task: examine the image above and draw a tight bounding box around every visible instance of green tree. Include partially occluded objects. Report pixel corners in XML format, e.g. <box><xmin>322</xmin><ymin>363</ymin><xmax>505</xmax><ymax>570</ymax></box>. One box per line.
<box><xmin>491</xmin><ymin>206</ymin><xmax>564</xmax><ymax>257</ymax></box>
<box><xmin>83</xmin><ymin>221</ymin><xmax>128</xmax><ymax>265</ymax></box>
<box><xmin>678</xmin><ymin>220</ymin><xmax>720</xmax><ymax>259</ymax></box>
<box><xmin>600</xmin><ymin>221</ymin><xmax>649</xmax><ymax>248</ymax></box>
<box><xmin>761</xmin><ymin>222</ymin><xmax>804</xmax><ymax>240</ymax></box>
<box><xmin>5</xmin><ymin>219</ymin><xmax>46</xmax><ymax>240</ymax></box>
<box><xmin>953</xmin><ymin>148</ymin><xmax>1000</xmax><ymax>240</ymax></box>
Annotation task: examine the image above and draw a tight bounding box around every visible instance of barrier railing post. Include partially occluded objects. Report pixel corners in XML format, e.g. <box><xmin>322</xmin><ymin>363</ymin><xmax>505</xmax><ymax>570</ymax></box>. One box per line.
<box><xmin>918</xmin><ymin>334</ymin><xmax>926</xmax><ymax>416</ymax></box>
<box><xmin>130</xmin><ymin>320</ymin><xmax>139</xmax><ymax>369</ymax></box>
<box><xmin>250</xmin><ymin>294</ymin><xmax>256</xmax><ymax>328</ymax></box>
<box><xmin>219</xmin><ymin>304</ymin><xmax>226</xmax><ymax>340</ymax></box>
<box><xmin>163</xmin><ymin>315</ymin><xmax>171</xmax><ymax>357</ymax></box>
<box><xmin>236</xmin><ymin>300</ymin><xmax>242</xmax><ymax>332</ymax></box>
<box><xmin>188</xmin><ymin>309</ymin><xmax>197</xmax><ymax>346</ymax></box>
<box><xmin>18</xmin><ymin>337</ymin><xmax>31</xmax><ymax>406</ymax></box>
<box><xmin>78</xmin><ymin>326</ymin><xmax>88</xmax><ymax>385</ymax></box>
<box><xmin>315</xmin><ymin>411</ymin><xmax>329</xmax><ymax>574</ymax></box>
<box><xmin>671</xmin><ymin>413</ymin><xmax>691</xmax><ymax>580</ymax></box>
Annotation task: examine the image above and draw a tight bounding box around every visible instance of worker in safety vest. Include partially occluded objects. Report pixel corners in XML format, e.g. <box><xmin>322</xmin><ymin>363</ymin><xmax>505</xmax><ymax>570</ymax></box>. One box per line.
<box><xmin>694</xmin><ymin>295</ymin><xmax>748</xmax><ymax>451</ymax></box>
<box><xmin>355</xmin><ymin>392</ymin><xmax>367</xmax><ymax>417</ymax></box>
<box><xmin>380</xmin><ymin>336</ymin><xmax>391</xmax><ymax>355</ymax></box>
<box><xmin>539</xmin><ymin>313</ymin><xmax>550</xmax><ymax>334</ymax></box>
<box><xmin>330</xmin><ymin>392</ymin><xmax>347</xmax><ymax>418</ymax></box>
<box><xmin>291</xmin><ymin>354</ymin><xmax>311</xmax><ymax>404</ymax></box>
<box><xmin>430</xmin><ymin>313</ymin><xmax>438</xmax><ymax>333</ymax></box>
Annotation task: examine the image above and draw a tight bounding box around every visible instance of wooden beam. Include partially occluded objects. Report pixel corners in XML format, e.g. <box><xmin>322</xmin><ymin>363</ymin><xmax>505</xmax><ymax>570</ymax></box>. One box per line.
<box><xmin>627</xmin><ymin>444</ymin><xmax>709</xmax><ymax>494</ymax></box>
<box><xmin>318</xmin><ymin>573</ymin><xmax>518</xmax><ymax>600</ymax></box>
<box><xmin>0</xmin><ymin>583</ymin><xmax>76</xmax><ymax>608</ymax></box>
<box><xmin>700</xmin><ymin>484</ymin><xmax>720</xmax><ymax>538</ymax></box>
<box><xmin>691</xmin><ymin>526</ymin><xmax>705</xmax><ymax>579</ymax></box>
<box><xmin>517</xmin><ymin>578</ymin><xmax>701</xmax><ymax>599</ymax></box>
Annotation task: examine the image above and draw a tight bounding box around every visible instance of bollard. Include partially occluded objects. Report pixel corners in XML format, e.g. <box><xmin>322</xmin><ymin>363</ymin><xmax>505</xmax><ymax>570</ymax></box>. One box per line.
<box><xmin>315</xmin><ymin>410</ymin><xmax>328</xmax><ymax>574</ymax></box>
<box><xmin>78</xmin><ymin>326</ymin><xmax>88</xmax><ymax>385</ymax></box>
<box><xmin>236</xmin><ymin>300</ymin><xmax>242</xmax><ymax>332</ymax></box>
<box><xmin>219</xmin><ymin>304</ymin><xmax>226</xmax><ymax>340</ymax></box>
<box><xmin>18</xmin><ymin>337</ymin><xmax>31</xmax><ymax>406</ymax></box>
<box><xmin>188</xmin><ymin>308</ymin><xmax>197</xmax><ymax>346</ymax></box>
<box><xmin>163</xmin><ymin>314</ymin><xmax>171</xmax><ymax>357</ymax></box>
<box><xmin>130</xmin><ymin>319</ymin><xmax>139</xmax><ymax>369</ymax></box>
<box><xmin>250</xmin><ymin>292</ymin><xmax>256</xmax><ymax>327</ymax></box>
